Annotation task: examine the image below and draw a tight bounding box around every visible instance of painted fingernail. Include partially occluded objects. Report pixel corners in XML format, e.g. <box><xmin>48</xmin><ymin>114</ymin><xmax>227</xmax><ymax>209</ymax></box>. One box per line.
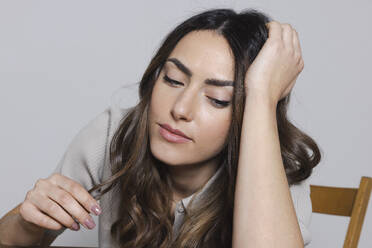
<box><xmin>84</xmin><ymin>217</ymin><xmax>96</xmax><ymax>229</ymax></box>
<box><xmin>91</xmin><ymin>204</ymin><xmax>101</xmax><ymax>215</ymax></box>
<box><xmin>70</xmin><ymin>222</ymin><xmax>80</xmax><ymax>231</ymax></box>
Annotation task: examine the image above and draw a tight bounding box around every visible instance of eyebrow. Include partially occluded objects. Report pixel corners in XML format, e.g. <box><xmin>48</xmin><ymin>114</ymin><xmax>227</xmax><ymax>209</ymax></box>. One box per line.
<box><xmin>165</xmin><ymin>58</ymin><xmax>235</xmax><ymax>87</ymax></box>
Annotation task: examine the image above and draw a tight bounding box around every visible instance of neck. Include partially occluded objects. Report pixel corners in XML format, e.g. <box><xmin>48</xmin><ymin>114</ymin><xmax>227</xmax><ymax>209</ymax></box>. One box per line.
<box><xmin>167</xmin><ymin>155</ymin><xmax>221</xmax><ymax>202</ymax></box>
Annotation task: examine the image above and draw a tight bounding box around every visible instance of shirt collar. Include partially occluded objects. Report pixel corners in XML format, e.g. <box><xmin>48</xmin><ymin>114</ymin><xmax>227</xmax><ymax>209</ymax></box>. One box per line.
<box><xmin>180</xmin><ymin>165</ymin><xmax>223</xmax><ymax>209</ymax></box>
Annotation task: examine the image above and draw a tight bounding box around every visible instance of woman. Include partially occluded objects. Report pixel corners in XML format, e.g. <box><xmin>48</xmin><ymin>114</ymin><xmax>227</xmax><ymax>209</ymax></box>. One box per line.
<box><xmin>0</xmin><ymin>8</ymin><xmax>321</xmax><ymax>248</ymax></box>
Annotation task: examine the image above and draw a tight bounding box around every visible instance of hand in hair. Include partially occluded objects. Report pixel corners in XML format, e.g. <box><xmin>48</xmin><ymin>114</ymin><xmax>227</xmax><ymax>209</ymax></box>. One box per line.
<box><xmin>244</xmin><ymin>21</ymin><xmax>304</xmax><ymax>105</ymax></box>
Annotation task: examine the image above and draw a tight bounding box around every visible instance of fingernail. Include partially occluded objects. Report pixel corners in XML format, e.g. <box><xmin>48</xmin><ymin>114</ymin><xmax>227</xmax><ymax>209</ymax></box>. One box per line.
<box><xmin>91</xmin><ymin>204</ymin><xmax>102</xmax><ymax>215</ymax></box>
<box><xmin>84</xmin><ymin>217</ymin><xmax>96</xmax><ymax>229</ymax></box>
<box><xmin>70</xmin><ymin>222</ymin><xmax>80</xmax><ymax>231</ymax></box>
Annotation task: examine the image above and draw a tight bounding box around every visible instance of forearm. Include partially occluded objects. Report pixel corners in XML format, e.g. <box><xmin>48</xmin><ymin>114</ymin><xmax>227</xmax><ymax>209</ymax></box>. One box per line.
<box><xmin>0</xmin><ymin>204</ymin><xmax>45</xmax><ymax>246</ymax></box>
<box><xmin>232</xmin><ymin>91</ymin><xmax>303</xmax><ymax>248</ymax></box>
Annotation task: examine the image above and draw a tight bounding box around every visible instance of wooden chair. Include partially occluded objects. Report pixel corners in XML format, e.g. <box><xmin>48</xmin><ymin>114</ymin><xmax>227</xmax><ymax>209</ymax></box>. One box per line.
<box><xmin>3</xmin><ymin>177</ymin><xmax>370</xmax><ymax>248</ymax></box>
<box><xmin>47</xmin><ymin>176</ymin><xmax>371</xmax><ymax>248</ymax></box>
<box><xmin>310</xmin><ymin>176</ymin><xmax>372</xmax><ymax>248</ymax></box>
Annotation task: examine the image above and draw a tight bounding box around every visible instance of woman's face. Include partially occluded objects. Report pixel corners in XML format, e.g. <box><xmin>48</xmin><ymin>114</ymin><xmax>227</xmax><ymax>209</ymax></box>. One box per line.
<box><xmin>149</xmin><ymin>30</ymin><xmax>235</xmax><ymax>167</ymax></box>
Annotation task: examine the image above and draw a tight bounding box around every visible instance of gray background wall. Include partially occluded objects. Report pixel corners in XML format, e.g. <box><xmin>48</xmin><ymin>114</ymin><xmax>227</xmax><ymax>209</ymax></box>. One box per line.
<box><xmin>0</xmin><ymin>0</ymin><xmax>371</xmax><ymax>247</ymax></box>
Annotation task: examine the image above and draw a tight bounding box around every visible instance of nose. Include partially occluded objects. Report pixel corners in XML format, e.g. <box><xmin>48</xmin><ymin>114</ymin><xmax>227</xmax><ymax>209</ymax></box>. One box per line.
<box><xmin>171</xmin><ymin>87</ymin><xmax>197</xmax><ymax>122</ymax></box>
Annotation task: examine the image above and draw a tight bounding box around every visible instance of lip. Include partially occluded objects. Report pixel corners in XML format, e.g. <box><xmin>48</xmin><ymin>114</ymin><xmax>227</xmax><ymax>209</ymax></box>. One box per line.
<box><xmin>158</xmin><ymin>123</ymin><xmax>192</xmax><ymax>143</ymax></box>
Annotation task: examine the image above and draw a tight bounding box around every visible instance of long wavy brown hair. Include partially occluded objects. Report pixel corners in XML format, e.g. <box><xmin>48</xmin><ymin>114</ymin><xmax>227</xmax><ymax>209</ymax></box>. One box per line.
<box><xmin>88</xmin><ymin>8</ymin><xmax>322</xmax><ymax>248</ymax></box>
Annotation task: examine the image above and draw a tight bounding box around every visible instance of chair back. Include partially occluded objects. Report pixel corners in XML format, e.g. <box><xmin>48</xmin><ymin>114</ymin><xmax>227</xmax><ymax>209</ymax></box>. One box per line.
<box><xmin>310</xmin><ymin>176</ymin><xmax>372</xmax><ymax>248</ymax></box>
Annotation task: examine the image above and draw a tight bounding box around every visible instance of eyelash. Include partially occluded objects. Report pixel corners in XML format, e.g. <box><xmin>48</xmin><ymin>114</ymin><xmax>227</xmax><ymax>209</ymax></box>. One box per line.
<box><xmin>162</xmin><ymin>75</ymin><xmax>230</xmax><ymax>108</ymax></box>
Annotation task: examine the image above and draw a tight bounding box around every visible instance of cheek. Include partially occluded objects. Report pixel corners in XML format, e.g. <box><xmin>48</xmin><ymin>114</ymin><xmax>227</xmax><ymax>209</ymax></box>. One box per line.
<box><xmin>149</xmin><ymin>82</ymin><xmax>171</xmax><ymax>141</ymax></box>
<box><xmin>195</xmin><ymin>116</ymin><xmax>231</xmax><ymax>155</ymax></box>
<box><xmin>150</xmin><ymin>81</ymin><xmax>173</xmax><ymax>111</ymax></box>
<box><xmin>149</xmin><ymin>83</ymin><xmax>163</xmax><ymax>119</ymax></box>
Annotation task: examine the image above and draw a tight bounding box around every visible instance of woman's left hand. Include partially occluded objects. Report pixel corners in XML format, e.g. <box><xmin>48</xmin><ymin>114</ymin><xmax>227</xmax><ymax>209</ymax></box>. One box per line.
<box><xmin>244</xmin><ymin>21</ymin><xmax>304</xmax><ymax>105</ymax></box>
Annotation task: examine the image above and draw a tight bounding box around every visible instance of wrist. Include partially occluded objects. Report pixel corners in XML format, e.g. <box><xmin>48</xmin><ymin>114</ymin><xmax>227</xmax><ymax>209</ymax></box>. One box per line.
<box><xmin>0</xmin><ymin>213</ymin><xmax>44</xmax><ymax>246</ymax></box>
<box><xmin>16</xmin><ymin>214</ymin><xmax>45</xmax><ymax>234</ymax></box>
<box><xmin>245</xmin><ymin>90</ymin><xmax>278</xmax><ymax>111</ymax></box>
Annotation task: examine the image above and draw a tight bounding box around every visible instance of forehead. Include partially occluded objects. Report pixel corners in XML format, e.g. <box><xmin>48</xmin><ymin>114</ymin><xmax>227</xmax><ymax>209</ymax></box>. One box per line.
<box><xmin>167</xmin><ymin>30</ymin><xmax>235</xmax><ymax>80</ymax></box>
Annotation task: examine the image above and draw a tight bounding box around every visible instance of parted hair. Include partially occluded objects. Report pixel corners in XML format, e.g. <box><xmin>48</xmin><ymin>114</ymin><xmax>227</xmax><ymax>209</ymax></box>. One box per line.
<box><xmin>88</xmin><ymin>8</ymin><xmax>321</xmax><ymax>248</ymax></box>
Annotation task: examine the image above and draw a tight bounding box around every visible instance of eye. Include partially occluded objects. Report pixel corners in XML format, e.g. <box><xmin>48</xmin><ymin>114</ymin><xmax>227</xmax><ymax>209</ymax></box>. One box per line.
<box><xmin>206</xmin><ymin>96</ymin><xmax>230</xmax><ymax>108</ymax></box>
<box><xmin>163</xmin><ymin>74</ymin><xmax>230</xmax><ymax>108</ymax></box>
<box><xmin>163</xmin><ymin>75</ymin><xmax>183</xmax><ymax>86</ymax></box>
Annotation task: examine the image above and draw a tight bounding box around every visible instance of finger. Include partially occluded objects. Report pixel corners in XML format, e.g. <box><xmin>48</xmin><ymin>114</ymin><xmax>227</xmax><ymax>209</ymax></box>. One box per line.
<box><xmin>50</xmin><ymin>173</ymin><xmax>101</xmax><ymax>216</ymax></box>
<box><xmin>47</xmin><ymin>184</ymin><xmax>96</xmax><ymax>230</ymax></box>
<box><xmin>281</xmin><ymin>23</ymin><xmax>294</xmax><ymax>50</ymax></box>
<box><xmin>293</xmin><ymin>29</ymin><xmax>303</xmax><ymax>59</ymax></box>
<box><xmin>265</xmin><ymin>21</ymin><xmax>282</xmax><ymax>41</ymax></box>
<box><xmin>30</xmin><ymin>191</ymin><xmax>78</xmax><ymax>229</ymax></box>
<box><xmin>20</xmin><ymin>200</ymin><xmax>63</xmax><ymax>230</ymax></box>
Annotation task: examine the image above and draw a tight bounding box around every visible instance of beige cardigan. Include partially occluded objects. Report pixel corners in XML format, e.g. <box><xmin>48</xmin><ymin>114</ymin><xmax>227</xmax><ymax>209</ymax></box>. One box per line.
<box><xmin>44</xmin><ymin>103</ymin><xmax>312</xmax><ymax>247</ymax></box>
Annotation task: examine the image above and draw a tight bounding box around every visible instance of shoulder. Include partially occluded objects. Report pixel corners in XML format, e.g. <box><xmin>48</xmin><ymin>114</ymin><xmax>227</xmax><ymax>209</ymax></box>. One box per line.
<box><xmin>50</xmin><ymin>102</ymin><xmax>131</xmax><ymax>191</ymax></box>
<box><xmin>44</xmin><ymin>95</ymin><xmax>132</xmax><ymax>239</ymax></box>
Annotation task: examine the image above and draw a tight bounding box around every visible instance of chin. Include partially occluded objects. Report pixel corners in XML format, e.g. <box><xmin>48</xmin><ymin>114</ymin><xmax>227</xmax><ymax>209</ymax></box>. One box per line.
<box><xmin>149</xmin><ymin>140</ymin><xmax>191</xmax><ymax>167</ymax></box>
<box><xmin>150</xmin><ymin>143</ymin><xmax>178</xmax><ymax>166</ymax></box>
